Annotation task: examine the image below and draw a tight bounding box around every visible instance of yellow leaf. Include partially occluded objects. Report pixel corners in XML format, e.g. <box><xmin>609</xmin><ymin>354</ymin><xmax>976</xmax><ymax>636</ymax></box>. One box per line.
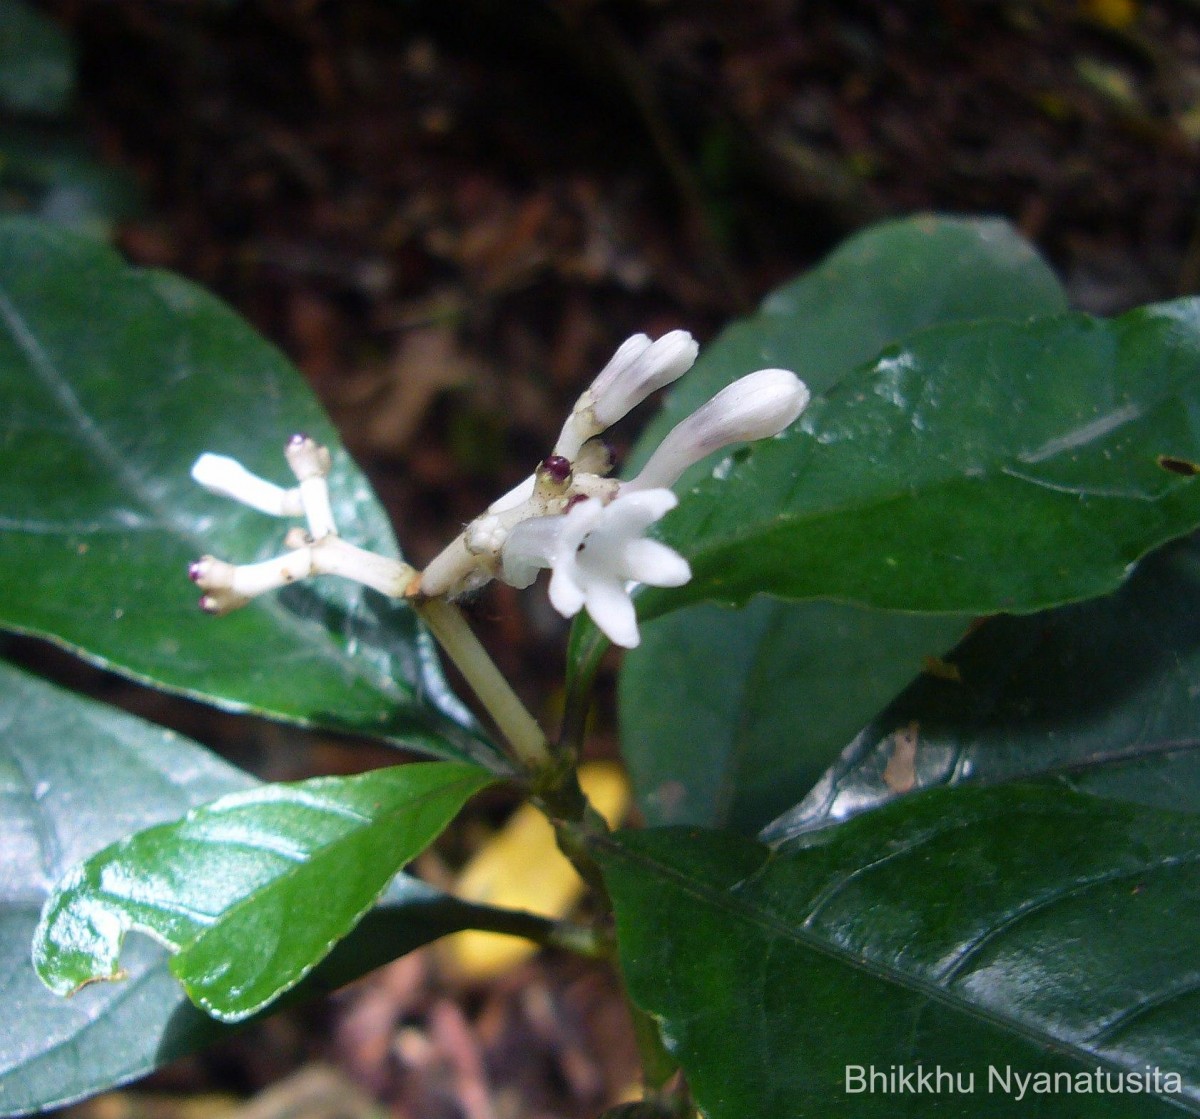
<box><xmin>441</xmin><ymin>762</ymin><xmax>630</xmax><ymax>980</ymax></box>
<box><xmin>1080</xmin><ymin>0</ymin><xmax>1138</xmax><ymax>30</ymax></box>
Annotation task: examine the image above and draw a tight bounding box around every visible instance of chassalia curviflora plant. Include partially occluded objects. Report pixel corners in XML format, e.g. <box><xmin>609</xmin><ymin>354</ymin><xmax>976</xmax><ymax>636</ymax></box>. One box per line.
<box><xmin>8</xmin><ymin>214</ymin><xmax>1200</xmax><ymax>1119</ymax></box>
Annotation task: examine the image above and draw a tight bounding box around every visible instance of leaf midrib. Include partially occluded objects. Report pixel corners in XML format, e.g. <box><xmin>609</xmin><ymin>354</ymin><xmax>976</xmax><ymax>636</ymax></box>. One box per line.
<box><xmin>113</xmin><ymin>773</ymin><xmax>491</xmax><ymax>948</ymax></box>
<box><xmin>599</xmin><ymin>831</ymin><xmax>1200</xmax><ymax>1111</ymax></box>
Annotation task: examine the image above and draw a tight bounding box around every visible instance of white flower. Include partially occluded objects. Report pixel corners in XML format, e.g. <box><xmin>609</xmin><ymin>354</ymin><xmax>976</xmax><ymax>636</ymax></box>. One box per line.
<box><xmin>553</xmin><ymin>331</ymin><xmax>699</xmax><ymax>459</ymax></box>
<box><xmin>501</xmin><ymin>488</ymin><xmax>690</xmax><ymax>648</ymax></box>
<box><xmin>624</xmin><ymin>367</ymin><xmax>810</xmax><ymax>492</ymax></box>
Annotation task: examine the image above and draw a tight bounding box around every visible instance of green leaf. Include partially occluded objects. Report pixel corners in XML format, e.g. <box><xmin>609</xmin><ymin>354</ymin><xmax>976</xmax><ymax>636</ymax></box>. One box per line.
<box><xmin>34</xmin><ymin>759</ymin><xmax>496</xmax><ymax>1022</ymax></box>
<box><xmin>647</xmin><ymin>300</ymin><xmax>1200</xmax><ymax>618</ymax></box>
<box><xmin>628</xmin><ymin>214</ymin><xmax>1068</xmax><ymax>484</ymax></box>
<box><xmin>0</xmin><ymin>661</ymin><xmax>513</xmax><ymax>1115</ymax></box>
<box><xmin>620</xmin><ymin>602</ymin><xmax>965</xmax><ymax>832</ymax></box>
<box><xmin>765</xmin><ymin>534</ymin><xmax>1200</xmax><ymax>840</ymax></box>
<box><xmin>0</xmin><ymin>126</ymin><xmax>140</xmax><ymax>238</ymax></box>
<box><xmin>618</xmin><ymin>215</ymin><xmax>1066</xmax><ymax>834</ymax></box>
<box><xmin>598</xmin><ymin>787</ymin><xmax>1200</xmax><ymax>1118</ymax></box>
<box><xmin>0</xmin><ymin>218</ymin><xmax>494</xmax><ymax>767</ymax></box>
<box><xmin>0</xmin><ymin>0</ymin><xmax>74</xmax><ymax>118</ymax></box>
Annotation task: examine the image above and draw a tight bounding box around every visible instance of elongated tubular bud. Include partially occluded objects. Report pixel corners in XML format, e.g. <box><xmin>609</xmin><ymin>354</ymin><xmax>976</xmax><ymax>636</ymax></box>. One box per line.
<box><xmin>191</xmin><ymin>453</ymin><xmax>304</xmax><ymax>517</ymax></box>
<box><xmin>190</xmin><ymin>538</ymin><xmax>414</xmax><ymax>614</ymax></box>
<box><xmin>191</xmin><ymin>551</ymin><xmax>314</xmax><ymax>614</ymax></box>
<box><xmin>553</xmin><ymin>331</ymin><xmax>698</xmax><ymax>459</ymax></box>
<box><xmin>589</xmin><ymin>330</ymin><xmax>698</xmax><ymax>428</ymax></box>
<box><xmin>311</xmin><ymin>537</ymin><xmax>415</xmax><ymax>597</ymax></box>
<box><xmin>623</xmin><ymin>368</ymin><xmax>809</xmax><ymax>492</ymax></box>
<box><xmin>284</xmin><ymin>434</ymin><xmax>338</xmax><ymax>539</ymax></box>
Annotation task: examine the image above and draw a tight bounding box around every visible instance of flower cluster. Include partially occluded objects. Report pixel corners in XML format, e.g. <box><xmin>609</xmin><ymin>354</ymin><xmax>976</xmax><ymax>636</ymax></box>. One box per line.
<box><xmin>189</xmin><ymin>332</ymin><xmax>809</xmax><ymax>647</ymax></box>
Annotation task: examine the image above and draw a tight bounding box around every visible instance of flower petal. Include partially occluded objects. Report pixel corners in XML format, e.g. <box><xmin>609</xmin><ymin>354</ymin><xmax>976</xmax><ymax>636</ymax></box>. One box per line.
<box><xmin>502</xmin><ymin>514</ymin><xmax>577</xmax><ymax>589</ymax></box>
<box><xmin>584</xmin><ymin>577</ymin><xmax>641</xmax><ymax>648</ymax></box>
<box><xmin>602</xmin><ymin>487</ymin><xmax>678</xmax><ymax>535</ymax></box>
<box><xmin>548</xmin><ymin>560</ymin><xmax>586</xmax><ymax>617</ymax></box>
<box><xmin>622</xmin><ymin>539</ymin><xmax>691</xmax><ymax>587</ymax></box>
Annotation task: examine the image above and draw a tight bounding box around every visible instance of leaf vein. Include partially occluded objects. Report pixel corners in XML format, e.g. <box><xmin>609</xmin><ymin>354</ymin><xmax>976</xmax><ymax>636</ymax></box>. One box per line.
<box><xmin>937</xmin><ymin>852</ymin><xmax>1200</xmax><ymax>984</ymax></box>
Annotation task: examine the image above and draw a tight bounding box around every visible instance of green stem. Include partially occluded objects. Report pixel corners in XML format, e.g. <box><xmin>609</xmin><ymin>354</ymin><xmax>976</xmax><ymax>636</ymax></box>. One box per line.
<box><xmin>456</xmin><ymin>901</ymin><xmax>611</xmax><ymax>959</ymax></box>
<box><xmin>416</xmin><ymin>597</ymin><xmax>552</xmax><ymax>773</ymax></box>
<box><xmin>417</xmin><ymin>597</ymin><xmax>615</xmax><ymax>915</ymax></box>
<box><xmin>559</xmin><ymin>617</ymin><xmax>609</xmax><ymax>756</ymax></box>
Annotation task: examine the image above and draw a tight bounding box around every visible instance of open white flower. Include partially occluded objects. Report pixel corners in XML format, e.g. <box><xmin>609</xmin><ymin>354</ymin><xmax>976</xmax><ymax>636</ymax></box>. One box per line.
<box><xmin>190</xmin><ymin>336</ymin><xmax>808</xmax><ymax>642</ymax></box>
<box><xmin>501</xmin><ymin>488</ymin><xmax>690</xmax><ymax>648</ymax></box>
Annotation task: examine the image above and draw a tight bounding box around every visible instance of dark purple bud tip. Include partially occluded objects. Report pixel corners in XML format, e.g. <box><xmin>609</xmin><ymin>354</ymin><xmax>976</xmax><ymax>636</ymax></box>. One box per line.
<box><xmin>540</xmin><ymin>455</ymin><xmax>572</xmax><ymax>483</ymax></box>
<box><xmin>199</xmin><ymin>594</ymin><xmax>219</xmax><ymax>614</ymax></box>
<box><xmin>187</xmin><ymin>560</ymin><xmax>204</xmax><ymax>583</ymax></box>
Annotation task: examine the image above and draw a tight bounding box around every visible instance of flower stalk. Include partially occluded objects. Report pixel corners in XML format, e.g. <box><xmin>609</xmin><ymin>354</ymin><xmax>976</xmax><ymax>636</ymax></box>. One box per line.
<box><xmin>415</xmin><ymin>597</ymin><xmax>553</xmax><ymax>773</ymax></box>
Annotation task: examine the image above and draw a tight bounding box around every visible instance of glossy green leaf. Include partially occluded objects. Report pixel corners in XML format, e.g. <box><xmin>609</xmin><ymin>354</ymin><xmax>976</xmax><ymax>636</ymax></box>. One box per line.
<box><xmin>645</xmin><ymin>300</ymin><xmax>1200</xmax><ymax>618</ymax></box>
<box><xmin>0</xmin><ymin>661</ymin><xmax>540</xmax><ymax>1115</ymax></box>
<box><xmin>618</xmin><ymin>215</ymin><xmax>1066</xmax><ymax>834</ymax></box>
<box><xmin>0</xmin><ymin>0</ymin><xmax>74</xmax><ymax>117</ymax></box>
<box><xmin>621</xmin><ymin>602</ymin><xmax>966</xmax><ymax>832</ymax></box>
<box><xmin>628</xmin><ymin>214</ymin><xmax>1067</xmax><ymax>484</ymax></box>
<box><xmin>765</xmin><ymin>535</ymin><xmax>1200</xmax><ymax>840</ymax></box>
<box><xmin>598</xmin><ymin>787</ymin><xmax>1200</xmax><ymax>1118</ymax></box>
<box><xmin>34</xmin><ymin>759</ymin><xmax>496</xmax><ymax>1022</ymax></box>
<box><xmin>0</xmin><ymin>218</ymin><xmax>494</xmax><ymax>767</ymax></box>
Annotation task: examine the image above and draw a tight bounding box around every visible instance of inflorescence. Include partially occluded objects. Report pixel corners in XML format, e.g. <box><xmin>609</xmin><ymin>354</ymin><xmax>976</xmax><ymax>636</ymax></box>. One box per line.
<box><xmin>189</xmin><ymin>331</ymin><xmax>809</xmax><ymax>648</ymax></box>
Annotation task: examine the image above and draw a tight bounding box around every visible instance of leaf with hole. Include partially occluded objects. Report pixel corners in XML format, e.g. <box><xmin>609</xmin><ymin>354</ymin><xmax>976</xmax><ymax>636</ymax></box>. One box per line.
<box><xmin>618</xmin><ymin>215</ymin><xmax>1067</xmax><ymax>833</ymax></box>
<box><xmin>764</xmin><ymin>534</ymin><xmax>1200</xmax><ymax>840</ymax></box>
<box><xmin>33</xmin><ymin>759</ymin><xmax>496</xmax><ymax>1022</ymax></box>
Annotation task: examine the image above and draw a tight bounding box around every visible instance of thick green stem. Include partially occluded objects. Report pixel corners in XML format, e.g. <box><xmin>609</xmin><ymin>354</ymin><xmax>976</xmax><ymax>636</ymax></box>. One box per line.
<box><xmin>456</xmin><ymin>901</ymin><xmax>610</xmax><ymax>959</ymax></box>
<box><xmin>416</xmin><ymin>597</ymin><xmax>552</xmax><ymax>773</ymax></box>
<box><xmin>417</xmin><ymin>597</ymin><xmax>615</xmax><ymax>915</ymax></box>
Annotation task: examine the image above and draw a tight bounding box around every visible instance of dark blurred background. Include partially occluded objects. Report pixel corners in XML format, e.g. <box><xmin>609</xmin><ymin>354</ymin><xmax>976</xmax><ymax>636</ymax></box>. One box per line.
<box><xmin>7</xmin><ymin>1</ymin><xmax>1200</xmax><ymax>1116</ymax></box>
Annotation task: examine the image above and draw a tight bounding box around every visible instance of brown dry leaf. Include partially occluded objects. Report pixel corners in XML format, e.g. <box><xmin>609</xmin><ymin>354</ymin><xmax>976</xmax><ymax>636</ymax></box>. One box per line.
<box><xmin>226</xmin><ymin>1066</ymin><xmax>377</xmax><ymax>1119</ymax></box>
<box><xmin>337</xmin><ymin>326</ymin><xmax>483</xmax><ymax>455</ymax></box>
<box><xmin>882</xmin><ymin>721</ymin><xmax>920</xmax><ymax>795</ymax></box>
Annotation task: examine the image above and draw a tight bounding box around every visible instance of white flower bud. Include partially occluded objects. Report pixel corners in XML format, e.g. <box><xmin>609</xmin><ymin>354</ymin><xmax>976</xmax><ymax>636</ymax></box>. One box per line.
<box><xmin>190</xmin><ymin>551</ymin><xmax>314</xmax><ymax>614</ymax></box>
<box><xmin>284</xmin><ymin>434</ymin><xmax>338</xmax><ymax>539</ymax></box>
<box><xmin>190</xmin><ymin>453</ymin><xmax>305</xmax><ymax>518</ymax></box>
<box><xmin>189</xmin><ymin>536</ymin><xmax>414</xmax><ymax>613</ymax></box>
<box><xmin>588</xmin><ymin>330</ymin><xmax>698</xmax><ymax>428</ymax></box>
<box><xmin>554</xmin><ymin>331</ymin><xmax>699</xmax><ymax>459</ymax></box>
<box><xmin>624</xmin><ymin>368</ymin><xmax>810</xmax><ymax>493</ymax></box>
